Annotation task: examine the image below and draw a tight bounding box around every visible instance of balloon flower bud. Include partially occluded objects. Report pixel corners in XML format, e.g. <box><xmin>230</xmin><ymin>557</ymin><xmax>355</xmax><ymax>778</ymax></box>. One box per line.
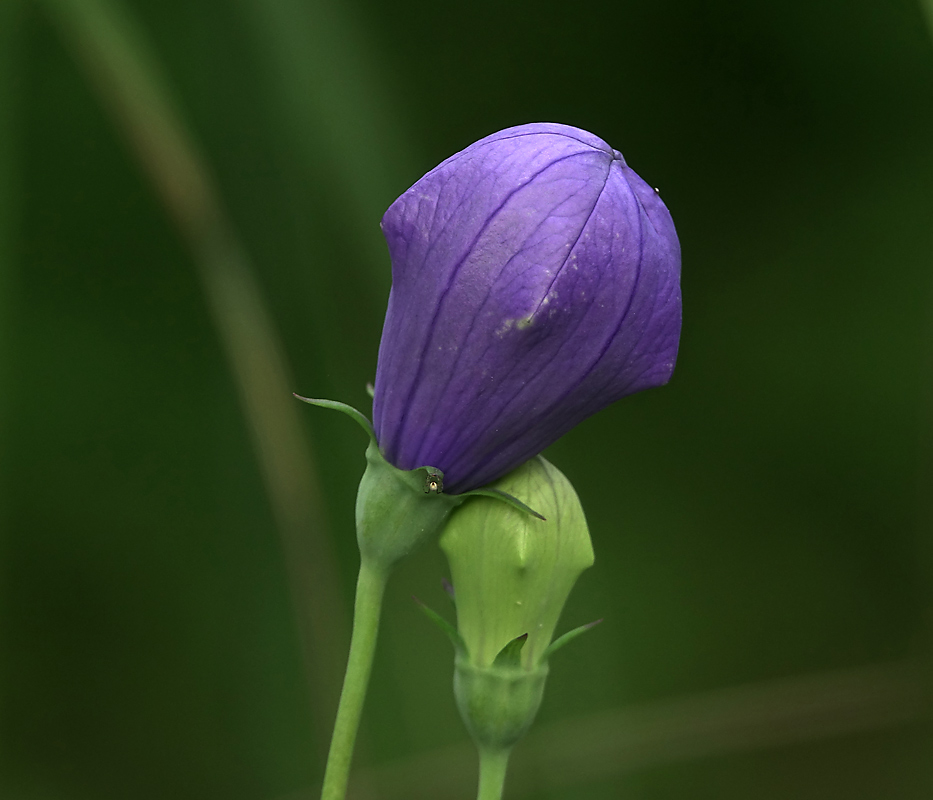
<box><xmin>374</xmin><ymin>122</ymin><xmax>682</xmax><ymax>494</ymax></box>
<box><xmin>437</xmin><ymin>456</ymin><xmax>595</xmax><ymax>753</ymax></box>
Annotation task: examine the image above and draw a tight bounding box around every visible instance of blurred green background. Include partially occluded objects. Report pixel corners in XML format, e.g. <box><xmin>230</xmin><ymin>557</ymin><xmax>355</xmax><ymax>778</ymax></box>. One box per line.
<box><xmin>2</xmin><ymin>0</ymin><xmax>933</xmax><ymax>798</ymax></box>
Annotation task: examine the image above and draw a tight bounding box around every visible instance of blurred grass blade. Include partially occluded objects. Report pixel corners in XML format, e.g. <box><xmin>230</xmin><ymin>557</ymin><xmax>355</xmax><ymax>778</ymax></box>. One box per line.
<box><xmin>339</xmin><ymin>659</ymin><xmax>931</xmax><ymax>799</ymax></box>
<box><xmin>234</xmin><ymin>0</ymin><xmax>416</xmax><ymax>280</ymax></box>
<box><xmin>0</xmin><ymin>5</ymin><xmax>25</xmax><ymax>759</ymax></box>
<box><xmin>36</xmin><ymin>0</ymin><xmax>350</xmax><ymax>748</ymax></box>
<box><xmin>922</xmin><ymin>0</ymin><xmax>933</xmax><ymax>39</ymax></box>
<box><xmin>0</xmin><ymin>0</ymin><xmax>22</xmax><ymax>447</ymax></box>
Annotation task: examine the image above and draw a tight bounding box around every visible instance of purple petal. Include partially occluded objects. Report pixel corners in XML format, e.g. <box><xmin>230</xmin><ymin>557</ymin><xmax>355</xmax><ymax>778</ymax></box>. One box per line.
<box><xmin>372</xmin><ymin>123</ymin><xmax>682</xmax><ymax>493</ymax></box>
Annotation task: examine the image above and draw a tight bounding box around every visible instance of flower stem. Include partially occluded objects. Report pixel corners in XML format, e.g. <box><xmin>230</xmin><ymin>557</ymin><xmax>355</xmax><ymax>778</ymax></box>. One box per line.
<box><xmin>320</xmin><ymin>558</ymin><xmax>388</xmax><ymax>800</ymax></box>
<box><xmin>476</xmin><ymin>747</ymin><xmax>512</xmax><ymax>800</ymax></box>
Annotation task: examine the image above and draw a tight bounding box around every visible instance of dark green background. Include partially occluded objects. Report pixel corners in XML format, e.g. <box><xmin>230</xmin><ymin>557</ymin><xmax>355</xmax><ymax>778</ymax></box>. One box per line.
<box><xmin>2</xmin><ymin>0</ymin><xmax>932</xmax><ymax>798</ymax></box>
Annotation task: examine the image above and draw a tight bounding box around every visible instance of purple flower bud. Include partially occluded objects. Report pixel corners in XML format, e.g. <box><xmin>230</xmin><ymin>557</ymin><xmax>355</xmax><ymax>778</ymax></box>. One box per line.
<box><xmin>373</xmin><ymin>123</ymin><xmax>682</xmax><ymax>494</ymax></box>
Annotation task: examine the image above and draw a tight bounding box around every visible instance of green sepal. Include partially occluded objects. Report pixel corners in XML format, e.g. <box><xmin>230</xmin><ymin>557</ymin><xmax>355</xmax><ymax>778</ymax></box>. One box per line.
<box><xmin>293</xmin><ymin>394</ymin><xmax>375</xmax><ymax>443</ymax></box>
<box><xmin>414</xmin><ymin>597</ymin><xmax>467</xmax><ymax>655</ymax></box>
<box><xmin>454</xmin><ymin>658</ymin><xmax>548</xmax><ymax>752</ymax></box>
<box><xmin>539</xmin><ymin>619</ymin><xmax>602</xmax><ymax>663</ymax></box>
<box><xmin>356</xmin><ymin>440</ymin><xmax>463</xmax><ymax>569</ymax></box>
<box><xmin>365</xmin><ymin>382</ymin><xmax>375</xmax><ymax>399</ymax></box>
<box><xmin>493</xmin><ymin>633</ymin><xmax>528</xmax><ymax>667</ymax></box>
<box><xmin>462</xmin><ymin>487</ymin><xmax>546</xmax><ymax>520</ymax></box>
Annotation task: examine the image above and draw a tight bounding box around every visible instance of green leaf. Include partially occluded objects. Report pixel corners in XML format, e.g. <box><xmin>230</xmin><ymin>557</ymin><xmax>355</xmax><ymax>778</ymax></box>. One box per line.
<box><xmin>540</xmin><ymin>619</ymin><xmax>602</xmax><ymax>663</ymax></box>
<box><xmin>293</xmin><ymin>394</ymin><xmax>375</xmax><ymax>442</ymax></box>
<box><xmin>463</xmin><ymin>487</ymin><xmax>546</xmax><ymax>520</ymax></box>
<box><xmin>493</xmin><ymin>633</ymin><xmax>528</xmax><ymax>667</ymax></box>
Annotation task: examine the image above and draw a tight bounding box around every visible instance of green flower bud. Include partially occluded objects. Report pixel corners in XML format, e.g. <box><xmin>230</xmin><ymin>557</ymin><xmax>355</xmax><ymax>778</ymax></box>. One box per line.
<box><xmin>439</xmin><ymin>456</ymin><xmax>595</xmax><ymax>752</ymax></box>
<box><xmin>441</xmin><ymin>456</ymin><xmax>594</xmax><ymax>668</ymax></box>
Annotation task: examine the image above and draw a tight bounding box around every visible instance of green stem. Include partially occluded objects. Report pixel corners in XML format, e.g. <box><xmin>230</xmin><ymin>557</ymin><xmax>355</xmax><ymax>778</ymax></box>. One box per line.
<box><xmin>320</xmin><ymin>558</ymin><xmax>389</xmax><ymax>800</ymax></box>
<box><xmin>476</xmin><ymin>747</ymin><xmax>512</xmax><ymax>800</ymax></box>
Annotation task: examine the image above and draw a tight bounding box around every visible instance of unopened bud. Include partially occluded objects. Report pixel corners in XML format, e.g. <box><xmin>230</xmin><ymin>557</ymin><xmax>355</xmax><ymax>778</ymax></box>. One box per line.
<box><xmin>440</xmin><ymin>456</ymin><xmax>594</xmax><ymax>751</ymax></box>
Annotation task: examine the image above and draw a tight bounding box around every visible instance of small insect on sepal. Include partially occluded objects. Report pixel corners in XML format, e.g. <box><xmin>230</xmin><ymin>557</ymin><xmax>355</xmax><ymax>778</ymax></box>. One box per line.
<box><xmin>424</xmin><ymin>470</ymin><xmax>444</xmax><ymax>494</ymax></box>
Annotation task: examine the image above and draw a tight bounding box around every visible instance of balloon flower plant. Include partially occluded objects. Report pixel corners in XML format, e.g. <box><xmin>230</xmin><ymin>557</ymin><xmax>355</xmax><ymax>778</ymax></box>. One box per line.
<box><xmin>296</xmin><ymin>122</ymin><xmax>682</xmax><ymax>800</ymax></box>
